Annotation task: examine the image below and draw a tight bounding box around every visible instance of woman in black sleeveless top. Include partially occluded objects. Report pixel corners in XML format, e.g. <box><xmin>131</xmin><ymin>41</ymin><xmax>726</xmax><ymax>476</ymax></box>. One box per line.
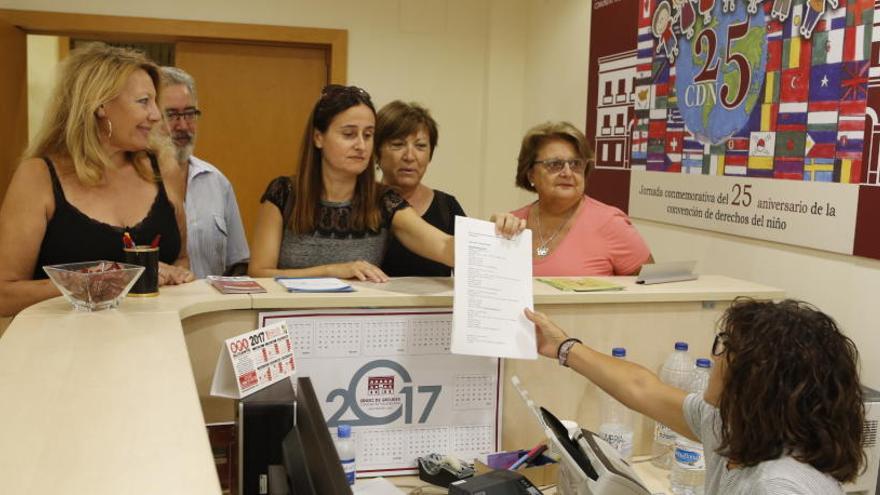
<box><xmin>374</xmin><ymin>100</ymin><xmax>466</xmax><ymax>277</ymax></box>
<box><xmin>0</xmin><ymin>43</ymin><xmax>193</xmax><ymax>317</ymax></box>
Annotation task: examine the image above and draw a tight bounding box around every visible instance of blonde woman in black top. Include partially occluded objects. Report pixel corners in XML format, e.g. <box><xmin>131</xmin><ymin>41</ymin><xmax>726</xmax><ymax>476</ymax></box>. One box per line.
<box><xmin>0</xmin><ymin>43</ymin><xmax>193</xmax><ymax>317</ymax></box>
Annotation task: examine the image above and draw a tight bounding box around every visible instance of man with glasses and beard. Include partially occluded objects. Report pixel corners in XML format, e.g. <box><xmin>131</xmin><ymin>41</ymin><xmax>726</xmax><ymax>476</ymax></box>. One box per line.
<box><xmin>159</xmin><ymin>66</ymin><xmax>249</xmax><ymax>278</ymax></box>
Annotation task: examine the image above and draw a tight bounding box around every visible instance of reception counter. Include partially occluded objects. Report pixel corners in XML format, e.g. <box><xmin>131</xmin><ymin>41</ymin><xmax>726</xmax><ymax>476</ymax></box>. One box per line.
<box><xmin>0</xmin><ymin>275</ymin><xmax>783</xmax><ymax>494</ymax></box>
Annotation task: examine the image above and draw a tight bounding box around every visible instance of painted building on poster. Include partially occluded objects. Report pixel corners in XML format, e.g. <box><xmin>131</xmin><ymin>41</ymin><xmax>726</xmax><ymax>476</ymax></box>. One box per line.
<box><xmin>595</xmin><ymin>49</ymin><xmax>638</xmax><ymax>169</ymax></box>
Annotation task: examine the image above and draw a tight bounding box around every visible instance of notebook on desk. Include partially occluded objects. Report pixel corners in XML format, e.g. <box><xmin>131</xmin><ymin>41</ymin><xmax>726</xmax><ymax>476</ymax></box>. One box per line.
<box><xmin>635</xmin><ymin>261</ymin><xmax>697</xmax><ymax>285</ymax></box>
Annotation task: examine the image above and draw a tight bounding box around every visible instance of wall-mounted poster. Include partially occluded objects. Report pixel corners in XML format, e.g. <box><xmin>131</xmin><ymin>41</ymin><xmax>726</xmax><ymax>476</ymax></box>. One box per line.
<box><xmin>257</xmin><ymin>308</ymin><xmax>501</xmax><ymax>477</ymax></box>
<box><xmin>586</xmin><ymin>0</ymin><xmax>880</xmax><ymax>259</ymax></box>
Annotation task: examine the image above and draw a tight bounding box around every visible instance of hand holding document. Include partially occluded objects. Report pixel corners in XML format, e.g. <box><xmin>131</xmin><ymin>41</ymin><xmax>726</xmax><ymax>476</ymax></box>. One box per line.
<box><xmin>451</xmin><ymin>216</ymin><xmax>536</xmax><ymax>359</ymax></box>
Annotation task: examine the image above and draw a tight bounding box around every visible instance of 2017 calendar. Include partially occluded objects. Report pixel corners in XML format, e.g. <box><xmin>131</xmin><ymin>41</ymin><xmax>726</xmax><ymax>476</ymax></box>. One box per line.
<box><xmin>258</xmin><ymin>308</ymin><xmax>501</xmax><ymax>477</ymax></box>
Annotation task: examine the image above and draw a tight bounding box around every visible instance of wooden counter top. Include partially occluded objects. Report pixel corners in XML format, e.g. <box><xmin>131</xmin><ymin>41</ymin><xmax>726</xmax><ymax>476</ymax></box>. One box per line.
<box><xmin>0</xmin><ymin>276</ymin><xmax>783</xmax><ymax>494</ymax></box>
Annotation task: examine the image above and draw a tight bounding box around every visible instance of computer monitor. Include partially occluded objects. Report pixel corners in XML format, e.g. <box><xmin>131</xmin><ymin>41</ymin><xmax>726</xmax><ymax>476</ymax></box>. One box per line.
<box><xmin>238</xmin><ymin>377</ymin><xmax>351</xmax><ymax>495</ymax></box>
<box><xmin>286</xmin><ymin>377</ymin><xmax>352</xmax><ymax>494</ymax></box>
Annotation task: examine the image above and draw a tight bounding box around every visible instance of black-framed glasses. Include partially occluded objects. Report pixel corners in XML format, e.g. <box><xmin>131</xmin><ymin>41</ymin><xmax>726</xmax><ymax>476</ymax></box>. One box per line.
<box><xmin>533</xmin><ymin>158</ymin><xmax>587</xmax><ymax>174</ymax></box>
<box><xmin>712</xmin><ymin>332</ymin><xmax>729</xmax><ymax>356</ymax></box>
<box><xmin>165</xmin><ymin>108</ymin><xmax>201</xmax><ymax>122</ymax></box>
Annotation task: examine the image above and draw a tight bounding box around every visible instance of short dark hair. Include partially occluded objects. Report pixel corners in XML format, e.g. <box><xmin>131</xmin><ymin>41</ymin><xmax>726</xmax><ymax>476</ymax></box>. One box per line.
<box><xmin>515</xmin><ymin>121</ymin><xmax>593</xmax><ymax>192</ymax></box>
<box><xmin>716</xmin><ymin>298</ymin><xmax>865</xmax><ymax>482</ymax></box>
<box><xmin>374</xmin><ymin>100</ymin><xmax>439</xmax><ymax>159</ymax></box>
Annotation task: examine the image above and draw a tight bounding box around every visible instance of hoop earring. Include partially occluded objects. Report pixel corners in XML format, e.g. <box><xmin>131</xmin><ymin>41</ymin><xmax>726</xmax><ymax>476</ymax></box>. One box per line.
<box><xmin>106</xmin><ymin>119</ymin><xmax>113</xmax><ymax>139</ymax></box>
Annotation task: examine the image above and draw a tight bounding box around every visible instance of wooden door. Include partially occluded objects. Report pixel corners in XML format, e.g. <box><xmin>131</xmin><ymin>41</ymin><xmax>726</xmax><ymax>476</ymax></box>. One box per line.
<box><xmin>0</xmin><ymin>19</ymin><xmax>27</xmax><ymax>203</ymax></box>
<box><xmin>175</xmin><ymin>41</ymin><xmax>328</xmax><ymax>246</ymax></box>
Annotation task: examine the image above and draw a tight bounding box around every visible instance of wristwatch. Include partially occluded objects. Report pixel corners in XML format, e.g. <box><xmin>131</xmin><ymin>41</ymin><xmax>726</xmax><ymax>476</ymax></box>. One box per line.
<box><xmin>557</xmin><ymin>338</ymin><xmax>582</xmax><ymax>367</ymax></box>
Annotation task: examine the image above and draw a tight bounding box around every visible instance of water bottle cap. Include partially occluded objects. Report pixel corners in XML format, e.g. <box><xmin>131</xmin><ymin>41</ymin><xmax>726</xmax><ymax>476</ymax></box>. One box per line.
<box><xmin>674</xmin><ymin>342</ymin><xmax>689</xmax><ymax>351</ymax></box>
<box><xmin>696</xmin><ymin>358</ymin><xmax>712</xmax><ymax>368</ymax></box>
<box><xmin>337</xmin><ymin>424</ymin><xmax>351</xmax><ymax>438</ymax></box>
<box><xmin>612</xmin><ymin>347</ymin><xmax>626</xmax><ymax>357</ymax></box>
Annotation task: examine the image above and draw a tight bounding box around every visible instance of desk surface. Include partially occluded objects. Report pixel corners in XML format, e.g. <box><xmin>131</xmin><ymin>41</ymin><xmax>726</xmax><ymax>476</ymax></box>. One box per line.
<box><xmin>0</xmin><ymin>276</ymin><xmax>782</xmax><ymax>494</ymax></box>
<box><xmin>359</xmin><ymin>456</ymin><xmax>672</xmax><ymax>494</ymax></box>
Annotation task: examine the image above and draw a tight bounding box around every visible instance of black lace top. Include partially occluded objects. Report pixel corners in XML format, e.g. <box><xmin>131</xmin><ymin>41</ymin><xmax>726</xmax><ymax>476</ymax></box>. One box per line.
<box><xmin>260</xmin><ymin>176</ymin><xmax>409</xmax><ymax>268</ymax></box>
<box><xmin>381</xmin><ymin>190</ymin><xmax>464</xmax><ymax>276</ymax></box>
<box><xmin>33</xmin><ymin>156</ymin><xmax>182</xmax><ymax>279</ymax></box>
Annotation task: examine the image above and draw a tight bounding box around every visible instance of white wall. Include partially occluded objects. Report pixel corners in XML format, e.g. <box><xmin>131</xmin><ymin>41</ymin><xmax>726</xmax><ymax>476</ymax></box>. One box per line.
<box><xmin>26</xmin><ymin>35</ymin><xmax>58</xmax><ymax>142</ymax></box>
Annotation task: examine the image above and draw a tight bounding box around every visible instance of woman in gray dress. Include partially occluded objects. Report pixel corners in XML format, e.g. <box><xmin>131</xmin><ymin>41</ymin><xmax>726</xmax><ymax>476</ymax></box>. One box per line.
<box><xmin>249</xmin><ymin>85</ymin><xmax>522</xmax><ymax>281</ymax></box>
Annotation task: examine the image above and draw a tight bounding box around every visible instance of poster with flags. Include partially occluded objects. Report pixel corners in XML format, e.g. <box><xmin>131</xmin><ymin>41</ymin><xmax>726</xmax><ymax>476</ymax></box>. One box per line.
<box><xmin>587</xmin><ymin>0</ymin><xmax>880</xmax><ymax>259</ymax></box>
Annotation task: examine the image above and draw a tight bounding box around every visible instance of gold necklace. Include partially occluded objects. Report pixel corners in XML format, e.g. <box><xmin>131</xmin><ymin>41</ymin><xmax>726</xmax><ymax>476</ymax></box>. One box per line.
<box><xmin>534</xmin><ymin>200</ymin><xmax>579</xmax><ymax>257</ymax></box>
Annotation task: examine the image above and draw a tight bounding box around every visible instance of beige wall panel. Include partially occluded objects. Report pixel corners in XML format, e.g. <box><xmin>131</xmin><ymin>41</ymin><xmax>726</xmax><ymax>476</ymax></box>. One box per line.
<box><xmin>183</xmin><ymin>309</ymin><xmax>259</xmax><ymax>423</ymax></box>
<box><xmin>26</xmin><ymin>35</ymin><xmax>59</xmax><ymax>143</ymax></box>
<box><xmin>175</xmin><ymin>41</ymin><xmax>328</xmax><ymax>245</ymax></box>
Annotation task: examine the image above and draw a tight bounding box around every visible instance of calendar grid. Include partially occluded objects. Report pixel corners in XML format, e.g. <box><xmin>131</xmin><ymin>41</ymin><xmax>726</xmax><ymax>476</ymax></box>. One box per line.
<box><xmin>260</xmin><ymin>308</ymin><xmax>500</xmax><ymax>477</ymax></box>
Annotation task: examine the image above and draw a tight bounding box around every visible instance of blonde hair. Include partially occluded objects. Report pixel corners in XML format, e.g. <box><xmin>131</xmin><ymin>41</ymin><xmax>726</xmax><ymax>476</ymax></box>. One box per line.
<box><xmin>25</xmin><ymin>42</ymin><xmax>161</xmax><ymax>185</ymax></box>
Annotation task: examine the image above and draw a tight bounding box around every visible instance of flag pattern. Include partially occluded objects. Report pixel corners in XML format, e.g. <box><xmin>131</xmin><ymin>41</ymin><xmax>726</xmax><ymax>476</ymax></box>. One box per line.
<box><xmin>631</xmin><ymin>0</ymin><xmax>875</xmax><ymax>184</ymax></box>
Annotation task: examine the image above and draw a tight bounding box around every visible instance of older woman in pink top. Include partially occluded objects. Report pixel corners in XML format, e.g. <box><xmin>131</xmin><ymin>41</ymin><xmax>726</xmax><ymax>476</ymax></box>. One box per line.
<box><xmin>510</xmin><ymin>122</ymin><xmax>653</xmax><ymax>276</ymax></box>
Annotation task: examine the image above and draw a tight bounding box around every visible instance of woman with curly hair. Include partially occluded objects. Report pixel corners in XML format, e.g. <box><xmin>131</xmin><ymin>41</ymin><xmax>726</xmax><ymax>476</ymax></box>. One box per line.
<box><xmin>525</xmin><ymin>298</ymin><xmax>864</xmax><ymax>494</ymax></box>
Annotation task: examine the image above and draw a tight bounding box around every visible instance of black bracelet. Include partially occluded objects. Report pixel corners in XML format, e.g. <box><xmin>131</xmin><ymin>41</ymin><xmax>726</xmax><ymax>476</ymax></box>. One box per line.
<box><xmin>557</xmin><ymin>338</ymin><xmax>583</xmax><ymax>367</ymax></box>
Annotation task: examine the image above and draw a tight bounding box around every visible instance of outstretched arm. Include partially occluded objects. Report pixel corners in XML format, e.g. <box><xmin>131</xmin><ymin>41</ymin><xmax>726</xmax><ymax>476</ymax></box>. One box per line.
<box><xmin>524</xmin><ymin>308</ymin><xmax>697</xmax><ymax>441</ymax></box>
<box><xmin>391</xmin><ymin>209</ymin><xmax>527</xmax><ymax>268</ymax></box>
<box><xmin>391</xmin><ymin>207</ymin><xmax>455</xmax><ymax>267</ymax></box>
<box><xmin>248</xmin><ymin>201</ymin><xmax>389</xmax><ymax>282</ymax></box>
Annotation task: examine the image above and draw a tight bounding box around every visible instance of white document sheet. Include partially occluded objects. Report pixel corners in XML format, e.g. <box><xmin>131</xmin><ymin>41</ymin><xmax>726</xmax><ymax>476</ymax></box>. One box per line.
<box><xmin>451</xmin><ymin>216</ymin><xmax>536</xmax><ymax>359</ymax></box>
<box><xmin>353</xmin><ymin>477</ymin><xmax>406</xmax><ymax>495</ymax></box>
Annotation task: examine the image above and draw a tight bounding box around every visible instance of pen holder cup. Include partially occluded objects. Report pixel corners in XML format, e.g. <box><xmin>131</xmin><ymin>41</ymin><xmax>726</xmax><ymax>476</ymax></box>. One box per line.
<box><xmin>123</xmin><ymin>245</ymin><xmax>159</xmax><ymax>296</ymax></box>
<box><xmin>475</xmin><ymin>457</ymin><xmax>558</xmax><ymax>487</ymax></box>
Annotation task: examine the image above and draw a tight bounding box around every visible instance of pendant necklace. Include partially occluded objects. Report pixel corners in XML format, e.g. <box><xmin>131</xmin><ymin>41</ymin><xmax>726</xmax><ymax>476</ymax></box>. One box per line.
<box><xmin>534</xmin><ymin>200</ymin><xmax>579</xmax><ymax>257</ymax></box>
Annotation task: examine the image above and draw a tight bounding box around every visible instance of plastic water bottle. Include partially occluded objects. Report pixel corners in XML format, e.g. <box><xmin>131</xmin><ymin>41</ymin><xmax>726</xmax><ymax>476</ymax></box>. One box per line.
<box><xmin>334</xmin><ymin>424</ymin><xmax>356</xmax><ymax>485</ymax></box>
<box><xmin>598</xmin><ymin>347</ymin><xmax>634</xmax><ymax>461</ymax></box>
<box><xmin>670</xmin><ymin>358</ymin><xmax>712</xmax><ymax>495</ymax></box>
<box><xmin>652</xmin><ymin>342</ymin><xmax>693</xmax><ymax>469</ymax></box>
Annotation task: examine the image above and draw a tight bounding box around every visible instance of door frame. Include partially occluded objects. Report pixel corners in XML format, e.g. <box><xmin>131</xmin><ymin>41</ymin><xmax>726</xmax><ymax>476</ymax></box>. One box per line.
<box><xmin>0</xmin><ymin>8</ymin><xmax>346</xmax><ymax>203</ymax></box>
<box><xmin>0</xmin><ymin>9</ymin><xmax>347</xmax><ymax>82</ymax></box>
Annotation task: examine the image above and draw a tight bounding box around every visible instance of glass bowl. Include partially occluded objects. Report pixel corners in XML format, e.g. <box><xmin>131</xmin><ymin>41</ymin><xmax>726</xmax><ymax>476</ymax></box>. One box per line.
<box><xmin>43</xmin><ymin>261</ymin><xmax>145</xmax><ymax>311</ymax></box>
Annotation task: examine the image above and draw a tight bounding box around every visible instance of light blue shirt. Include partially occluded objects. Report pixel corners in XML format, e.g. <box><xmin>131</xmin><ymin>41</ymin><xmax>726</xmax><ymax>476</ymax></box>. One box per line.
<box><xmin>682</xmin><ymin>393</ymin><xmax>843</xmax><ymax>495</ymax></box>
<box><xmin>184</xmin><ymin>156</ymin><xmax>250</xmax><ymax>278</ymax></box>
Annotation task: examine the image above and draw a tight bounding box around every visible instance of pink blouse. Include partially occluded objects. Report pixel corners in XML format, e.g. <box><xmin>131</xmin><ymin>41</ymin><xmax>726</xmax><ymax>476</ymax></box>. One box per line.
<box><xmin>512</xmin><ymin>196</ymin><xmax>651</xmax><ymax>277</ymax></box>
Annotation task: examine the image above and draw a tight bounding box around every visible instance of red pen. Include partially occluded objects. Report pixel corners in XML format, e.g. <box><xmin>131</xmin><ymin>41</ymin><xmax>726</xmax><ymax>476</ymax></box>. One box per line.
<box><xmin>150</xmin><ymin>234</ymin><xmax>161</xmax><ymax>248</ymax></box>
<box><xmin>508</xmin><ymin>443</ymin><xmax>547</xmax><ymax>470</ymax></box>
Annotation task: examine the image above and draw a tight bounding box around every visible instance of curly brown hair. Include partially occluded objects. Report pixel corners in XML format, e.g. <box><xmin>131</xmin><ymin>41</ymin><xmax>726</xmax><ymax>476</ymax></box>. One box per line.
<box><xmin>716</xmin><ymin>298</ymin><xmax>865</xmax><ymax>482</ymax></box>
